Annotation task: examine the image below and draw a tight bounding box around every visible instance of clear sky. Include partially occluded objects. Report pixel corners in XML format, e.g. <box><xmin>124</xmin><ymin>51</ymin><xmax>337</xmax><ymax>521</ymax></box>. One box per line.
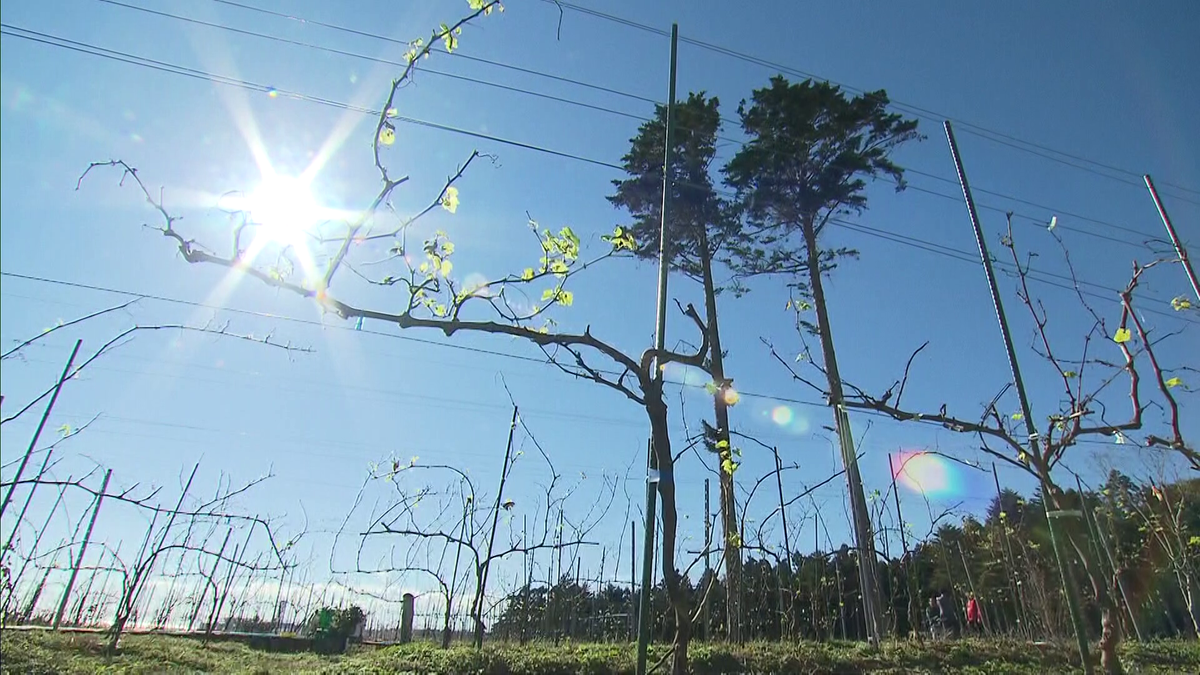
<box><xmin>2</xmin><ymin>0</ymin><xmax>1197</xmax><ymax>617</ymax></box>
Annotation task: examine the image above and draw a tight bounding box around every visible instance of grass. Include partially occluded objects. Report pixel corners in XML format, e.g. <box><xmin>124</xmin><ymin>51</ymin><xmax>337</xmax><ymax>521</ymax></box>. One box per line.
<box><xmin>2</xmin><ymin>629</ymin><xmax>1198</xmax><ymax>674</ymax></box>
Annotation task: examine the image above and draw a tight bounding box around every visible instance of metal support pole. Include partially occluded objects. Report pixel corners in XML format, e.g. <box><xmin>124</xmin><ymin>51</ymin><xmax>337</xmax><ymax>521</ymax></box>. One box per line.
<box><xmin>945</xmin><ymin>121</ymin><xmax>1092</xmax><ymax>673</ymax></box>
<box><xmin>0</xmin><ymin>339</ymin><xmax>82</xmax><ymax>521</ymax></box>
<box><xmin>703</xmin><ymin>478</ymin><xmax>711</xmax><ymax>641</ymax></box>
<box><xmin>1144</xmin><ymin>174</ymin><xmax>1200</xmax><ymax>301</ymax></box>
<box><xmin>636</xmin><ymin>21</ymin><xmax>678</xmax><ymax>675</ymax></box>
<box><xmin>475</xmin><ymin>405</ymin><xmax>518</xmax><ymax>648</ymax></box>
<box><xmin>889</xmin><ymin>453</ymin><xmax>918</xmax><ymax>640</ymax></box>
<box><xmin>54</xmin><ymin>469</ymin><xmax>111</xmax><ymax>629</ymax></box>
<box><xmin>773</xmin><ymin>447</ymin><xmax>793</xmax><ymax>635</ymax></box>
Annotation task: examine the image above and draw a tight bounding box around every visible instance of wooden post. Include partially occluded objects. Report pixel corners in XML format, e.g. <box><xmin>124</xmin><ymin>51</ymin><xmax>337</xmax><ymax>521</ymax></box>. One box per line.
<box><xmin>401</xmin><ymin>593</ymin><xmax>415</xmax><ymax>643</ymax></box>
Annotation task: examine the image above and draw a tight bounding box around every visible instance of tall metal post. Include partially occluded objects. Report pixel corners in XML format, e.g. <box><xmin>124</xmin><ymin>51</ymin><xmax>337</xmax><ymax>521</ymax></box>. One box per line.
<box><xmin>889</xmin><ymin>453</ymin><xmax>918</xmax><ymax>640</ymax></box>
<box><xmin>54</xmin><ymin>469</ymin><xmax>111</xmax><ymax>629</ymax></box>
<box><xmin>630</xmin><ymin>521</ymin><xmax>636</xmax><ymax>641</ymax></box>
<box><xmin>703</xmin><ymin>478</ymin><xmax>711</xmax><ymax>641</ymax></box>
<box><xmin>636</xmin><ymin>21</ymin><xmax>678</xmax><ymax>675</ymax></box>
<box><xmin>0</xmin><ymin>339</ymin><xmax>82</xmax><ymax>521</ymax></box>
<box><xmin>773</xmin><ymin>448</ymin><xmax>793</xmax><ymax>635</ymax></box>
<box><xmin>1144</xmin><ymin>174</ymin><xmax>1200</xmax><ymax>302</ymax></box>
<box><xmin>475</xmin><ymin>405</ymin><xmax>518</xmax><ymax>648</ymax></box>
<box><xmin>945</xmin><ymin>121</ymin><xmax>1092</xmax><ymax>673</ymax></box>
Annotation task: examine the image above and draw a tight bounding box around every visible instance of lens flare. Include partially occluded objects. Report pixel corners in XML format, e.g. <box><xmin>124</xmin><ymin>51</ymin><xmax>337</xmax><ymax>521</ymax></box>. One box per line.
<box><xmin>891</xmin><ymin>451</ymin><xmax>957</xmax><ymax>497</ymax></box>
<box><xmin>771</xmin><ymin>406</ymin><xmax>794</xmax><ymax>426</ymax></box>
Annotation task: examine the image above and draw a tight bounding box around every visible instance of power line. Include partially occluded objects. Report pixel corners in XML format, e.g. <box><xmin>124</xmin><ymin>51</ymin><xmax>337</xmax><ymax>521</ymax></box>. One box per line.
<box><xmin>0</xmin><ymin>271</ymin><xmax>830</xmax><ymax>412</ymax></box>
<box><xmin>0</xmin><ymin>24</ymin><xmax>622</xmax><ymax>171</ymax></box>
<box><xmin>902</xmin><ymin>167</ymin><xmax>1161</xmax><ymax>242</ymax></box>
<box><xmin>1</xmin><ymin>26</ymin><xmax>1190</xmax><ymax>320</ymax></box>
<box><xmin>89</xmin><ymin>1</ymin><xmax>1176</xmax><ymax>246</ymax></box>
<box><xmin>205</xmin><ymin>0</ymin><xmax>658</xmax><ymax>106</ymax></box>
<box><xmin>539</xmin><ymin>0</ymin><xmax>1200</xmax><ymax>201</ymax></box>
<box><xmin>4</xmin><ymin>274</ymin><xmax>1183</xmax><ymax>455</ymax></box>
<box><xmin>95</xmin><ymin>0</ymin><xmax>650</xmax><ymax>124</ymax></box>
<box><xmin>825</xmin><ymin>217</ymin><xmax>1189</xmax><ymax>319</ymax></box>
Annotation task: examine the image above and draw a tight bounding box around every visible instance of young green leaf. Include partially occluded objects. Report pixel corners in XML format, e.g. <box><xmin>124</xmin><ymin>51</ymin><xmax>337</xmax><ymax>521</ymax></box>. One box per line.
<box><xmin>1165</xmin><ymin>377</ymin><xmax>1183</xmax><ymax>388</ymax></box>
<box><xmin>440</xmin><ymin>24</ymin><xmax>458</xmax><ymax>52</ymax></box>
<box><xmin>1113</xmin><ymin>327</ymin><xmax>1132</xmax><ymax>343</ymax></box>
<box><xmin>441</xmin><ymin>186</ymin><xmax>460</xmax><ymax>213</ymax></box>
<box><xmin>379</xmin><ymin>123</ymin><xmax>396</xmax><ymax>146</ymax></box>
<box><xmin>520</xmin><ymin>268</ymin><xmax>535</xmax><ymax>281</ymax></box>
<box><xmin>1172</xmin><ymin>296</ymin><xmax>1193</xmax><ymax>311</ymax></box>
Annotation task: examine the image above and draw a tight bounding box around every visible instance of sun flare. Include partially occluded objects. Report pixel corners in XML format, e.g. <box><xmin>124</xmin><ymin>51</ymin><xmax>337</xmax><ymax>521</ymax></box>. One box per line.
<box><xmin>246</xmin><ymin>174</ymin><xmax>319</xmax><ymax>247</ymax></box>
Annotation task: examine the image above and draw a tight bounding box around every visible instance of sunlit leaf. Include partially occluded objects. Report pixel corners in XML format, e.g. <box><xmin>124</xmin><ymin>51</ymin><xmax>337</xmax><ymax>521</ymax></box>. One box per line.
<box><xmin>1172</xmin><ymin>296</ymin><xmax>1193</xmax><ymax>311</ymax></box>
<box><xmin>1165</xmin><ymin>377</ymin><xmax>1183</xmax><ymax>388</ymax></box>
<box><xmin>1047</xmin><ymin>216</ymin><xmax>1057</xmax><ymax>231</ymax></box>
<box><xmin>1011</xmin><ymin>412</ymin><xmax>1024</xmax><ymax>421</ymax></box>
<box><xmin>521</xmin><ymin>268</ymin><xmax>535</xmax><ymax>281</ymax></box>
<box><xmin>560</xmin><ymin>226</ymin><xmax>580</xmax><ymax>248</ymax></box>
<box><xmin>705</xmin><ymin>381</ymin><xmax>719</xmax><ymax>395</ymax></box>
<box><xmin>386</xmin><ymin>107</ymin><xmax>398</xmax><ymax>118</ymax></box>
<box><xmin>541</xmin><ymin>288</ymin><xmax>556</xmax><ymax>301</ymax></box>
<box><xmin>440</xmin><ymin>259</ymin><xmax>453</xmax><ymax>277</ymax></box>
<box><xmin>440</xmin><ymin>23</ymin><xmax>458</xmax><ymax>52</ymax></box>
<box><xmin>57</xmin><ymin>424</ymin><xmax>72</xmax><ymax>437</ymax></box>
<box><xmin>1113</xmin><ymin>327</ymin><xmax>1132</xmax><ymax>344</ymax></box>
<box><xmin>557</xmin><ymin>290</ymin><xmax>573</xmax><ymax>307</ymax></box>
<box><xmin>715</xmin><ymin>439</ymin><xmax>730</xmax><ymax>450</ymax></box>
<box><xmin>379</xmin><ymin>123</ymin><xmax>396</xmax><ymax>146</ymax></box>
<box><xmin>441</xmin><ymin>186</ymin><xmax>460</xmax><ymax>213</ymax></box>
<box><xmin>1063</xmin><ymin>370</ymin><xmax>1077</xmax><ymax>378</ymax></box>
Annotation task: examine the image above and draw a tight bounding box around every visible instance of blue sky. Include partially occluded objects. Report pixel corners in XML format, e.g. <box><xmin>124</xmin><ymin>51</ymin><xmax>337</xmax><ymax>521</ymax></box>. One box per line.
<box><xmin>2</xmin><ymin>0</ymin><xmax>1197</xmax><ymax>618</ymax></box>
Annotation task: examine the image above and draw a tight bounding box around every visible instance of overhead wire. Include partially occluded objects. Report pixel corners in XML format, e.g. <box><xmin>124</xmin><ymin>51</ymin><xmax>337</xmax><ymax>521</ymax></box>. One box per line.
<box><xmin>96</xmin><ymin>0</ymin><xmax>1178</xmax><ymax>249</ymax></box>
<box><xmin>0</xmin><ymin>24</ymin><xmax>623</xmax><ymax>171</ymax></box>
<box><xmin>538</xmin><ymin>0</ymin><xmax>1200</xmax><ymax>202</ymax></box>
<box><xmin>2</xmin><ymin>274</ymin><xmax>1186</xmax><ymax>470</ymax></box>
<box><xmin>1</xmin><ymin>25</ymin><xmax>1193</xmax><ymax>323</ymax></box>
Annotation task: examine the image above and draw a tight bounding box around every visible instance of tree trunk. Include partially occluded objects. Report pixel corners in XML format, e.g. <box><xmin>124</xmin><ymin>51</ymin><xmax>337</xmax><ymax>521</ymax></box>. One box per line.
<box><xmin>801</xmin><ymin>217</ymin><xmax>883</xmax><ymax>643</ymax></box>
<box><xmin>1099</xmin><ymin>608</ymin><xmax>1124</xmax><ymax>675</ymax></box>
<box><xmin>645</xmin><ymin>382</ymin><xmax>691</xmax><ymax>675</ymax></box>
<box><xmin>697</xmin><ymin>227</ymin><xmax>743</xmax><ymax>642</ymax></box>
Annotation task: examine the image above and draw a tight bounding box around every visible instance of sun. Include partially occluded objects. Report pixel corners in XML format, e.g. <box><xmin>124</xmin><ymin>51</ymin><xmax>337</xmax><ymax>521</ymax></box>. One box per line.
<box><xmin>246</xmin><ymin>174</ymin><xmax>319</xmax><ymax>247</ymax></box>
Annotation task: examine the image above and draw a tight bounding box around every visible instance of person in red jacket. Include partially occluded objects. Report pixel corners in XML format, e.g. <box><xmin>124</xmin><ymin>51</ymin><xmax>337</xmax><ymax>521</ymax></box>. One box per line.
<box><xmin>965</xmin><ymin>594</ymin><xmax>983</xmax><ymax>636</ymax></box>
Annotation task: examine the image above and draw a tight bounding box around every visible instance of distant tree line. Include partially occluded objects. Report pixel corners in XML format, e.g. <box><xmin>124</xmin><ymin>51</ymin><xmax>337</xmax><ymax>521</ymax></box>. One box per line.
<box><xmin>490</xmin><ymin>471</ymin><xmax>1199</xmax><ymax>643</ymax></box>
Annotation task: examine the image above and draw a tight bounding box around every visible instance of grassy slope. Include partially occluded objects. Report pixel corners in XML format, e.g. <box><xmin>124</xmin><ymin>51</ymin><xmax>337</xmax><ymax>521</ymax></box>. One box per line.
<box><xmin>2</xmin><ymin>630</ymin><xmax>1198</xmax><ymax>674</ymax></box>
